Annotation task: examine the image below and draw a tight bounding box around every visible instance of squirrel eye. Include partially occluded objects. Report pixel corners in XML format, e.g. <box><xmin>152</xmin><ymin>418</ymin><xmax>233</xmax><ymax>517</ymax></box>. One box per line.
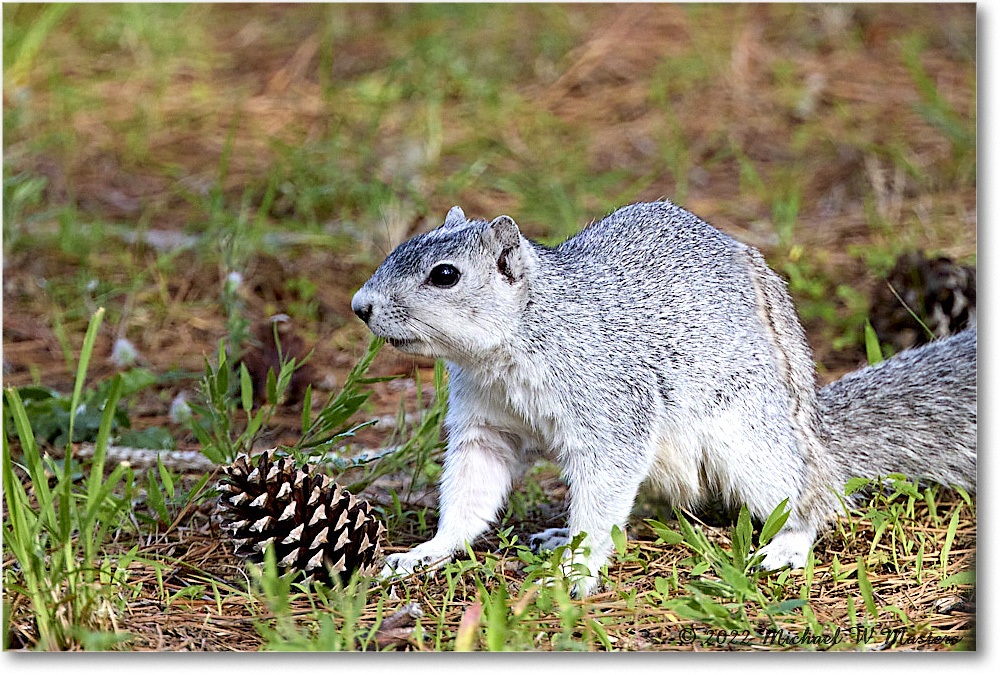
<box><xmin>428</xmin><ymin>263</ymin><xmax>460</xmax><ymax>288</ymax></box>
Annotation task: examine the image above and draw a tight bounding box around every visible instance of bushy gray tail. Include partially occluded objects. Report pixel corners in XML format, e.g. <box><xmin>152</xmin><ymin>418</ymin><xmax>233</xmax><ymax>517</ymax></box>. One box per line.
<box><xmin>818</xmin><ymin>328</ymin><xmax>977</xmax><ymax>492</ymax></box>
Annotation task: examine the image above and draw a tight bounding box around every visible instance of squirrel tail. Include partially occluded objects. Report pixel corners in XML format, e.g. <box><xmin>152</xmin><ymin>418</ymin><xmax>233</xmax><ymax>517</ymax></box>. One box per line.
<box><xmin>818</xmin><ymin>327</ymin><xmax>977</xmax><ymax>492</ymax></box>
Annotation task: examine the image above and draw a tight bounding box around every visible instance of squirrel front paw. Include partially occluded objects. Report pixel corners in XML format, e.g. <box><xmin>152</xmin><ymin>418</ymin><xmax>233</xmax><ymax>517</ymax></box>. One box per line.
<box><xmin>380</xmin><ymin>547</ymin><xmax>453</xmax><ymax>579</ymax></box>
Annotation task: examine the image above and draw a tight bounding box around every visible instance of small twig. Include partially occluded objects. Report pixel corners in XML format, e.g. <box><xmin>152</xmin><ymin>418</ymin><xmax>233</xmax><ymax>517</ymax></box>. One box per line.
<box><xmin>75</xmin><ymin>444</ymin><xmax>218</xmax><ymax>474</ymax></box>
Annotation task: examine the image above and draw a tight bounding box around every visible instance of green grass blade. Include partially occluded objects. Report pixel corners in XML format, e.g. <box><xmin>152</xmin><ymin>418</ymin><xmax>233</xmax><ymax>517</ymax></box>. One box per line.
<box><xmin>240</xmin><ymin>361</ymin><xmax>253</xmax><ymax>414</ymax></box>
<box><xmin>611</xmin><ymin>524</ymin><xmax>627</xmax><ymax>556</ymax></box>
<box><xmin>2</xmin><ymin>426</ymin><xmax>55</xmax><ymax>647</ymax></box>
<box><xmin>215</xmin><ymin>340</ymin><xmax>229</xmax><ymax>400</ymax></box>
<box><xmin>296</xmin><ymin>337</ymin><xmax>385</xmax><ymax>449</ymax></box>
<box><xmin>81</xmin><ymin>386</ymin><xmax>129</xmax><ymax>577</ymax></box>
<box><xmin>2</xmin><ymin>423</ymin><xmax>41</xmax><ymax>562</ymax></box>
<box><xmin>86</xmin><ymin>374</ymin><xmax>123</xmax><ymax>513</ymax></box>
<box><xmin>6</xmin><ymin>3</ymin><xmax>73</xmax><ymax>85</ymax></box>
<box><xmin>157</xmin><ymin>452</ymin><xmax>175</xmax><ymax>499</ymax></box>
<box><xmin>732</xmin><ymin>504</ymin><xmax>752</xmax><ymax>567</ymax></box>
<box><xmin>67</xmin><ymin>307</ymin><xmax>106</xmax><ymax>448</ymax></box>
<box><xmin>940</xmin><ymin>509</ymin><xmax>961</xmax><ymax>577</ymax></box>
<box><xmin>884</xmin><ymin>282</ymin><xmax>936</xmax><ymax>343</ymax></box>
<box><xmin>952</xmin><ymin>485</ymin><xmax>973</xmax><ymax>510</ymax></box>
<box><xmin>856</xmin><ymin>556</ymin><xmax>878</xmax><ymax>620</ymax></box>
<box><xmin>301</xmin><ymin>384</ymin><xmax>312</xmax><ymax>434</ymax></box>
<box><xmin>146</xmin><ymin>470</ymin><xmax>170</xmax><ymax>526</ymax></box>
<box><xmin>266</xmin><ymin>367</ymin><xmax>277</xmax><ymax>405</ymax></box>
<box><xmin>645</xmin><ymin>519</ymin><xmax>684</xmax><ymax>545</ymax></box>
<box><xmin>3</xmin><ymin>388</ymin><xmax>58</xmax><ymax>529</ymax></box>
<box><xmin>83</xmin><ymin>462</ymin><xmax>130</xmax><ymax>526</ymax></box>
<box><xmin>863</xmin><ymin>320</ymin><xmax>883</xmax><ymax>366</ymax></box>
<box><xmin>759</xmin><ymin>498</ymin><xmax>790</xmax><ymax>546</ymax></box>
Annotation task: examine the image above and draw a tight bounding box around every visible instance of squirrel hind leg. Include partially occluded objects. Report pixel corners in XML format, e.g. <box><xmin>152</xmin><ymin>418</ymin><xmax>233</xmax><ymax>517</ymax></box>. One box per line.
<box><xmin>754</xmin><ymin>528</ymin><xmax>815</xmax><ymax>571</ymax></box>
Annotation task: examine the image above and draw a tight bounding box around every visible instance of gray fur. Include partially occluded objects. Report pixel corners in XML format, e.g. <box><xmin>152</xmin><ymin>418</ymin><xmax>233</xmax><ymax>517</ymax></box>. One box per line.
<box><xmin>819</xmin><ymin>328</ymin><xmax>977</xmax><ymax>492</ymax></box>
<box><xmin>351</xmin><ymin>201</ymin><xmax>978</xmax><ymax>595</ymax></box>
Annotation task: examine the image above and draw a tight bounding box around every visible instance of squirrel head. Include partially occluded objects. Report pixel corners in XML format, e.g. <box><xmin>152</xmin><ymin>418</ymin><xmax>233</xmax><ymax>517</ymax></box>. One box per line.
<box><xmin>351</xmin><ymin>206</ymin><xmax>532</xmax><ymax>360</ymax></box>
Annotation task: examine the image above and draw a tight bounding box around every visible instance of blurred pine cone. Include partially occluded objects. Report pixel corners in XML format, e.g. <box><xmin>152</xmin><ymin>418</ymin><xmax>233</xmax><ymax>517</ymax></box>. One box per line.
<box><xmin>217</xmin><ymin>449</ymin><xmax>385</xmax><ymax>584</ymax></box>
<box><xmin>871</xmin><ymin>251</ymin><xmax>976</xmax><ymax>352</ymax></box>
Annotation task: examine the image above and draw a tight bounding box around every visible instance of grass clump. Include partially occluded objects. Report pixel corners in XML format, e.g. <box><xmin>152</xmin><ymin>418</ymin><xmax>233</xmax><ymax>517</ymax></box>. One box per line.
<box><xmin>3</xmin><ymin>309</ymin><xmax>140</xmax><ymax>650</ymax></box>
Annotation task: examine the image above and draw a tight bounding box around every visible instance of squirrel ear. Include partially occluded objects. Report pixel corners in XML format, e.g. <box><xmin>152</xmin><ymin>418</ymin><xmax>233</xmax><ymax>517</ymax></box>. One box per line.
<box><xmin>443</xmin><ymin>206</ymin><xmax>466</xmax><ymax>227</ymax></box>
<box><xmin>488</xmin><ymin>215</ymin><xmax>521</xmax><ymax>250</ymax></box>
<box><xmin>487</xmin><ymin>216</ymin><xmax>525</xmax><ymax>284</ymax></box>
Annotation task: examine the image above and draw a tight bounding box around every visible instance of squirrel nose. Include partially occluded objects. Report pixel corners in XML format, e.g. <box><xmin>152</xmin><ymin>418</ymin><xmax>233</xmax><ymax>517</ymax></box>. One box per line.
<box><xmin>351</xmin><ymin>293</ymin><xmax>373</xmax><ymax>324</ymax></box>
<box><xmin>354</xmin><ymin>303</ymin><xmax>373</xmax><ymax>324</ymax></box>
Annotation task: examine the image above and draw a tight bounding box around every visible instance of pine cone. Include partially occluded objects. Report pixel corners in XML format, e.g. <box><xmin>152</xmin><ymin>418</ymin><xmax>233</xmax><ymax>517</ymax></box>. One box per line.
<box><xmin>871</xmin><ymin>251</ymin><xmax>976</xmax><ymax>352</ymax></box>
<box><xmin>217</xmin><ymin>449</ymin><xmax>385</xmax><ymax>584</ymax></box>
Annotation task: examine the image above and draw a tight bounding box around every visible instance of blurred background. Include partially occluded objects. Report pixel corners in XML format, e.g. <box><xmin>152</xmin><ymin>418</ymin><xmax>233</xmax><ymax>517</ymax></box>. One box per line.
<box><xmin>2</xmin><ymin>3</ymin><xmax>976</xmax><ymax>439</ymax></box>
